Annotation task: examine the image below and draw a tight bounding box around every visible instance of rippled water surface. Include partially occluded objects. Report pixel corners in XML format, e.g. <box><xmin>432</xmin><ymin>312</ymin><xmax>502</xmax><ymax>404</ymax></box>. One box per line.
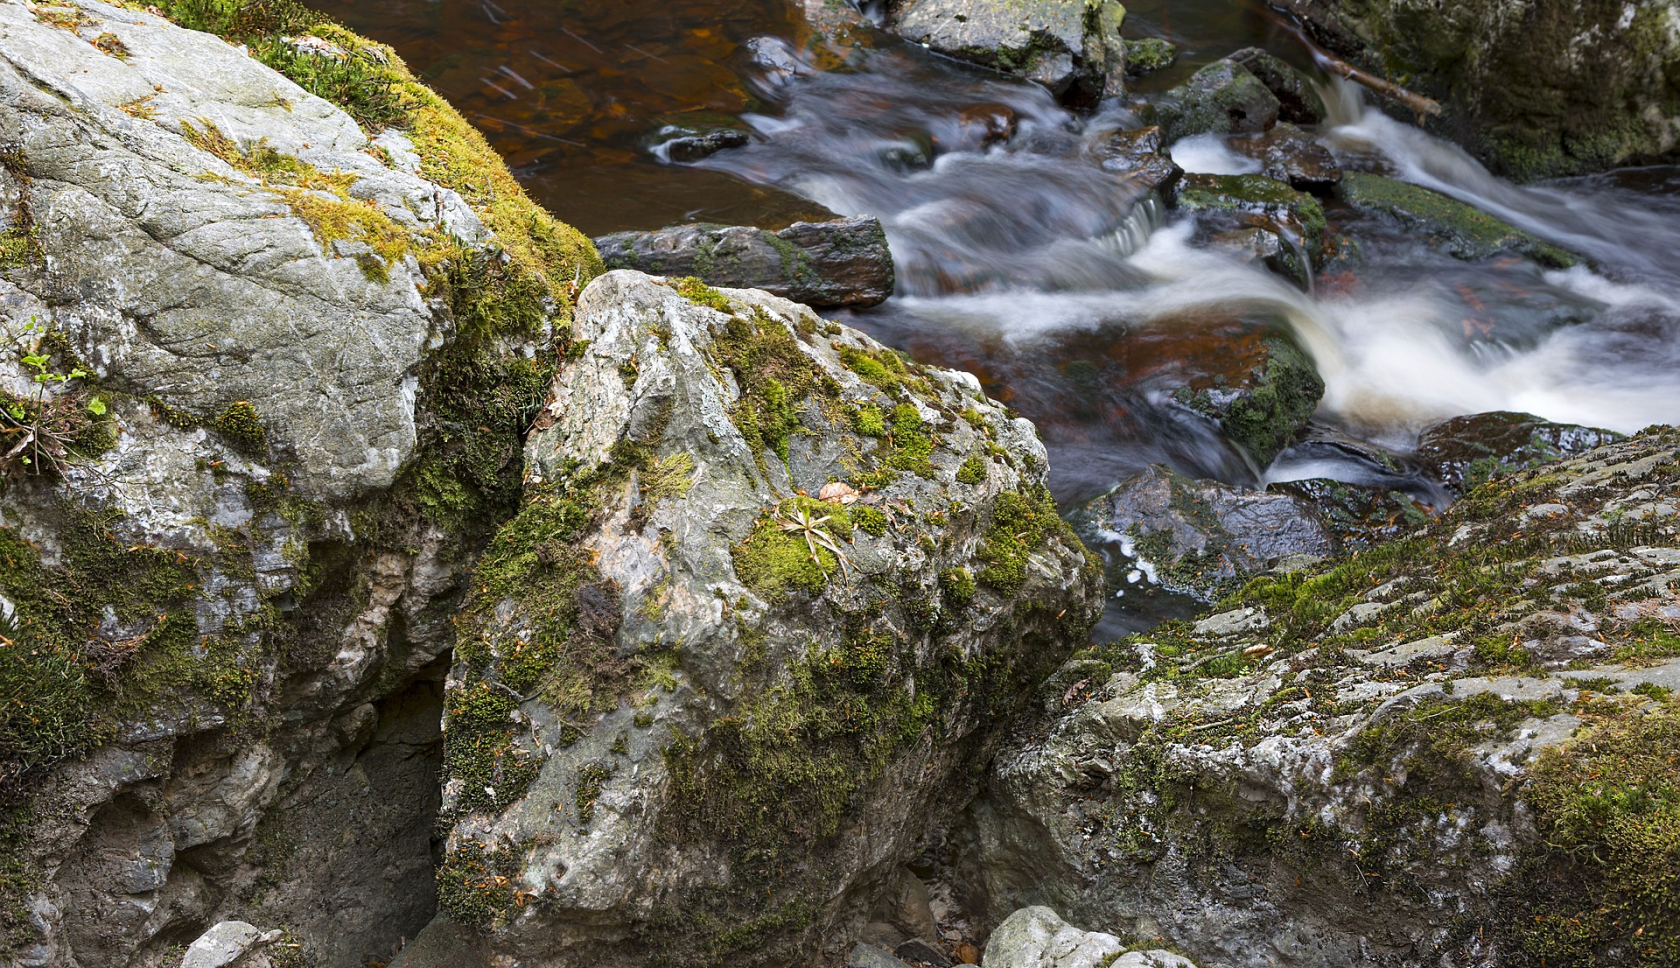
<box><xmin>312</xmin><ymin>0</ymin><xmax>1680</xmax><ymax>630</ymax></box>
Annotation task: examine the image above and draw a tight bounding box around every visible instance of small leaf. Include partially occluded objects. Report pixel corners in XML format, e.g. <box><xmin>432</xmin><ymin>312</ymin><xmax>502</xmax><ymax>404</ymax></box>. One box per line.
<box><xmin>87</xmin><ymin>398</ymin><xmax>107</xmax><ymax>416</ymax></box>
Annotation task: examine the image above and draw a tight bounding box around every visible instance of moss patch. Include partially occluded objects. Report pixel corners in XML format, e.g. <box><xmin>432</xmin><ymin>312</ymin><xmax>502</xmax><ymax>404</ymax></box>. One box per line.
<box><xmin>1339</xmin><ymin>172</ymin><xmax>1577</xmax><ymax>268</ymax></box>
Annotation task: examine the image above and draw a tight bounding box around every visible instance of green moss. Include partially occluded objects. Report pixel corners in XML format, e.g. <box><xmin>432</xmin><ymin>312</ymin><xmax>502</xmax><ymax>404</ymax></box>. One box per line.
<box><xmin>1176</xmin><ymin>174</ymin><xmax>1327</xmax><ymax>247</ymax></box>
<box><xmin>940</xmin><ymin>567</ymin><xmax>976</xmax><ymax>605</ymax></box>
<box><xmin>0</xmin><ymin>229</ymin><xmax>37</xmax><ymax>270</ymax></box>
<box><xmin>852</xmin><ymin>505</ymin><xmax>888</xmax><ymax>538</ymax></box>
<box><xmin>1339</xmin><ymin>172</ymin><xmax>1576</xmax><ymax>268</ymax></box>
<box><xmin>977</xmin><ymin>486</ymin><xmax>1062</xmax><ymax>593</ymax></box>
<box><xmin>709</xmin><ymin>309</ymin><xmax>837</xmax><ymax>466</ymax></box>
<box><xmin>850</xmin><ymin>403</ymin><xmax>886</xmax><ymax>437</ymax></box>
<box><xmin>436</xmin><ymin>841</ymin><xmax>523</xmax><ymax>930</ymax></box>
<box><xmin>574</xmin><ymin>762</ymin><xmax>614</xmax><ymax>825</ymax></box>
<box><xmin>732</xmin><ymin>497</ymin><xmax>854</xmax><ymax>603</ymax></box>
<box><xmin>674</xmin><ymin>275</ymin><xmax>733</xmax><ymax>313</ymax></box>
<box><xmin>955</xmin><ymin>453</ymin><xmax>987</xmax><ymax>485</ymax></box>
<box><xmin>1484</xmin><ymin>699</ymin><xmax>1680</xmax><ymax>966</ymax></box>
<box><xmin>1175</xmin><ymin>336</ymin><xmax>1324</xmax><ymax>467</ymax></box>
<box><xmin>212</xmin><ymin>400</ymin><xmax>267</xmax><ymax>454</ymax></box>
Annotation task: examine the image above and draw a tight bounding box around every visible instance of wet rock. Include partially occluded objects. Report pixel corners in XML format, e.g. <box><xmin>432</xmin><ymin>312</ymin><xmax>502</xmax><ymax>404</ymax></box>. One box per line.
<box><xmin>1167</xmin><ymin>329</ymin><xmax>1325</xmax><ymax>467</ymax></box>
<box><xmin>1228</xmin><ymin>47</ymin><xmax>1328</xmax><ymax>125</ymax></box>
<box><xmin>981</xmin><ymin>907</ymin><xmax>1199</xmax><ymax>968</ymax></box>
<box><xmin>1338</xmin><ymin>172</ymin><xmax>1578</xmax><ymax>268</ymax></box>
<box><xmin>430</xmin><ymin>271</ymin><xmax>1103</xmax><ymax>967</ymax></box>
<box><xmin>1097</xmin><ymin>126</ymin><xmax>1183</xmax><ymax>196</ymax></box>
<box><xmin>1076</xmin><ymin>465</ymin><xmax>1337</xmax><ymax>600</ymax></box>
<box><xmin>1176</xmin><ymin>174</ymin><xmax>1327</xmax><ymax>286</ymax></box>
<box><xmin>1151</xmin><ymin>60</ymin><xmax>1280</xmax><ymax>143</ymax></box>
<box><xmin>651</xmin><ymin>122</ymin><xmax>750</xmax><ymax>162</ymax></box>
<box><xmin>1227</xmin><ymin>122</ymin><xmax>1341</xmax><ymax>191</ymax></box>
<box><xmin>886</xmin><ymin>0</ymin><xmax>1127</xmax><ymax>105</ymax></box>
<box><xmin>1269</xmin><ymin>477</ymin><xmax>1434</xmax><ymax>547</ymax></box>
<box><xmin>1123</xmin><ymin>38</ymin><xmax>1177</xmax><ymax>77</ymax></box>
<box><xmin>1278</xmin><ymin>0</ymin><xmax>1680</xmax><ymax>178</ymax></box>
<box><xmin>744</xmin><ymin>35</ymin><xmax>811</xmax><ymax>90</ymax></box>
<box><xmin>1415</xmin><ymin>410</ymin><xmax>1623</xmax><ymax>495</ymax></box>
<box><xmin>954</xmin><ymin>428</ymin><xmax>1680</xmax><ymax>968</ymax></box>
<box><xmin>593</xmin><ymin>216</ymin><xmax>896</xmax><ymax>307</ymax></box>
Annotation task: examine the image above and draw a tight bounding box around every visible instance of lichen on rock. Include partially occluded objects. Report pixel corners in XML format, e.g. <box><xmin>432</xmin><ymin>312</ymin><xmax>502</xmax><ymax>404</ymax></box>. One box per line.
<box><xmin>431</xmin><ymin>270</ymin><xmax>1104</xmax><ymax>965</ymax></box>
<box><xmin>945</xmin><ymin>427</ymin><xmax>1680</xmax><ymax>967</ymax></box>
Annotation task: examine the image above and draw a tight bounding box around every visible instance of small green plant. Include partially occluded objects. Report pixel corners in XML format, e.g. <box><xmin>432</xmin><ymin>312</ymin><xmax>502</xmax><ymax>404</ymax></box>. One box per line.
<box><xmin>773</xmin><ymin>502</ymin><xmax>852</xmax><ymax>579</ymax></box>
<box><xmin>0</xmin><ymin>321</ymin><xmax>113</xmax><ymax>482</ymax></box>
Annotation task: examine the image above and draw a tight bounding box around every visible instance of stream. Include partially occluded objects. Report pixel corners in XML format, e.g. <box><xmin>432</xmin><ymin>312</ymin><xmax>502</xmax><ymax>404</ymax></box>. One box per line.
<box><xmin>309</xmin><ymin>0</ymin><xmax>1680</xmax><ymax>635</ymax></box>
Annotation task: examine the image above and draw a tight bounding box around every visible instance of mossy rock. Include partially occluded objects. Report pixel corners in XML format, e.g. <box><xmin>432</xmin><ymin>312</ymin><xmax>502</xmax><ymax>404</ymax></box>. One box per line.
<box><xmin>433</xmin><ymin>271</ymin><xmax>1105</xmax><ymax>966</ymax></box>
<box><xmin>1338</xmin><ymin>171</ymin><xmax>1578</xmax><ymax>268</ymax></box>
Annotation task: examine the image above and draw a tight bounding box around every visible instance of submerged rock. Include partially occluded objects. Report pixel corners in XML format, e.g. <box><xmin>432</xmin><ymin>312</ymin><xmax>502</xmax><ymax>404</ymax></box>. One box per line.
<box><xmin>1338</xmin><ymin>172</ymin><xmax>1578</xmax><ymax>267</ymax></box>
<box><xmin>594</xmin><ymin>216</ymin><xmax>896</xmax><ymax>308</ymax></box>
<box><xmin>1150</xmin><ymin>60</ymin><xmax>1280</xmax><ymax>143</ymax></box>
<box><xmin>955</xmin><ymin>427</ymin><xmax>1680</xmax><ymax>967</ymax></box>
<box><xmin>650</xmin><ymin>121</ymin><xmax>750</xmax><ymax>162</ymax></box>
<box><xmin>1415</xmin><ymin>410</ymin><xmax>1623</xmax><ymax>495</ymax></box>
<box><xmin>1075</xmin><ymin>465</ymin><xmax>1337</xmax><ymax>600</ymax></box>
<box><xmin>430</xmin><ymin>271</ymin><xmax>1103</xmax><ymax>966</ymax></box>
<box><xmin>885</xmin><ymin>0</ymin><xmax>1128</xmax><ymax>104</ymax></box>
<box><xmin>1279</xmin><ymin>0</ymin><xmax>1680</xmax><ymax>178</ymax></box>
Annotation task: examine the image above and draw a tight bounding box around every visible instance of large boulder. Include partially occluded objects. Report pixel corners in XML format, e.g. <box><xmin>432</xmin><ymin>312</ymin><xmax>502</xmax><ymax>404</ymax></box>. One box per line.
<box><xmin>0</xmin><ymin>2</ymin><xmax>600</xmax><ymax>966</ymax></box>
<box><xmin>1280</xmin><ymin>0</ymin><xmax>1680</xmax><ymax>178</ymax></box>
<box><xmin>594</xmin><ymin>216</ymin><xmax>896</xmax><ymax>308</ymax></box>
<box><xmin>885</xmin><ymin>0</ymin><xmax>1127</xmax><ymax>105</ymax></box>
<box><xmin>954</xmin><ymin>427</ymin><xmax>1680</xmax><ymax>967</ymax></box>
<box><xmin>429</xmin><ymin>271</ymin><xmax>1104</xmax><ymax>966</ymax></box>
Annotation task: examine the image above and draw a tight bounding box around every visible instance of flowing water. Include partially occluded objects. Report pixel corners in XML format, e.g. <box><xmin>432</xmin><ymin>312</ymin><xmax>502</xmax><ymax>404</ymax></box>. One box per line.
<box><xmin>311</xmin><ymin>0</ymin><xmax>1680</xmax><ymax>634</ymax></box>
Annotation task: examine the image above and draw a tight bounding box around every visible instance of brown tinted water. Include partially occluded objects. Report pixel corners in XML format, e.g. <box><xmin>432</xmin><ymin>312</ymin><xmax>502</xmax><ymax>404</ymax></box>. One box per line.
<box><xmin>310</xmin><ymin>0</ymin><xmax>1680</xmax><ymax>632</ymax></box>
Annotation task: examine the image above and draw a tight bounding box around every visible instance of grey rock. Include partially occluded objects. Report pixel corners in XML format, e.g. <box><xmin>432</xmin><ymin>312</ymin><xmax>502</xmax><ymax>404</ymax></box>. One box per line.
<box><xmin>1151</xmin><ymin>60</ymin><xmax>1280</xmax><ymax>143</ymax></box>
<box><xmin>982</xmin><ymin>907</ymin><xmax>1199</xmax><ymax>968</ymax></box>
<box><xmin>1415</xmin><ymin>410</ymin><xmax>1622</xmax><ymax>495</ymax></box>
<box><xmin>1076</xmin><ymin>464</ymin><xmax>1336</xmax><ymax>600</ymax></box>
<box><xmin>1227</xmin><ymin>47</ymin><xmax>1327</xmax><ymax>125</ymax></box>
<box><xmin>887</xmin><ymin>0</ymin><xmax>1127</xmax><ymax>104</ymax></box>
<box><xmin>898</xmin><ymin>938</ymin><xmax>955</xmax><ymax>966</ymax></box>
<box><xmin>180</xmin><ymin>922</ymin><xmax>282</xmax><ymax>968</ymax></box>
<box><xmin>0</xmin><ymin>0</ymin><xmax>492</xmax><ymax>499</ymax></box>
<box><xmin>594</xmin><ymin>216</ymin><xmax>896</xmax><ymax>307</ymax></box>
<box><xmin>944</xmin><ymin>429</ymin><xmax>1680</xmax><ymax>968</ymax></box>
<box><xmin>432</xmin><ymin>271</ymin><xmax>1104</xmax><ymax>967</ymax></box>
